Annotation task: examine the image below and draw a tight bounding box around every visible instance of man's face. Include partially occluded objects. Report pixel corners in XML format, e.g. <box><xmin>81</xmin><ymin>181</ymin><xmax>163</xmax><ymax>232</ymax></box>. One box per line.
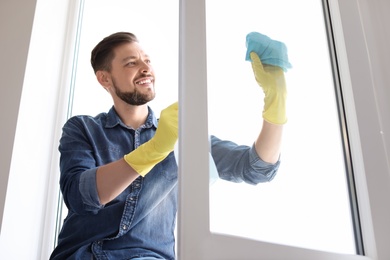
<box><xmin>109</xmin><ymin>42</ymin><xmax>156</xmax><ymax>105</ymax></box>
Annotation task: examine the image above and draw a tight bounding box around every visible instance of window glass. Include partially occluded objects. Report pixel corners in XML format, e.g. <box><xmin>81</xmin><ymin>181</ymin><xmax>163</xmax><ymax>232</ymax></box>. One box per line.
<box><xmin>207</xmin><ymin>0</ymin><xmax>356</xmax><ymax>254</ymax></box>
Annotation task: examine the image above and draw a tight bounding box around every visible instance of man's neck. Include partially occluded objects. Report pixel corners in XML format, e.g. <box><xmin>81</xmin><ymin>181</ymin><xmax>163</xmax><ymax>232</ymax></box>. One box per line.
<box><xmin>114</xmin><ymin>103</ymin><xmax>149</xmax><ymax>129</ymax></box>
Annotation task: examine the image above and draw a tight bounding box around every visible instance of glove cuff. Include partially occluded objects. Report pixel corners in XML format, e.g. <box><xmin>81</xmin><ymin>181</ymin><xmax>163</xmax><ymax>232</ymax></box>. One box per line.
<box><xmin>124</xmin><ymin>140</ymin><xmax>170</xmax><ymax>177</ymax></box>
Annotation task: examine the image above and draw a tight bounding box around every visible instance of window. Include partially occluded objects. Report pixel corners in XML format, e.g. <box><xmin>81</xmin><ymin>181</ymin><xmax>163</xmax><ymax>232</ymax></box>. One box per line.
<box><xmin>206</xmin><ymin>0</ymin><xmax>358</xmax><ymax>254</ymax></box>
<box><xmin>177</xmin><ymin>0</ymin><xmax>389</xmax><ymax>259</ymax></box>
<box><xmin>45</xmin><ymin>0</ymin><xmax>390</xmax><ymax>259</ymax></box>
<box><xmin>57</xmin><ymin>0</ymin><xmax>359</xmax><ymax>255</ymax></box>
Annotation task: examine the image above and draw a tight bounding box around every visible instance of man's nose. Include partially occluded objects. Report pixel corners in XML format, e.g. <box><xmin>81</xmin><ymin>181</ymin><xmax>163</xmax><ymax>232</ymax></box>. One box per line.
<box><xmin>140</xmin><ymin>62</ymin><xmax>151</xmax><ymax>73</ymax></box>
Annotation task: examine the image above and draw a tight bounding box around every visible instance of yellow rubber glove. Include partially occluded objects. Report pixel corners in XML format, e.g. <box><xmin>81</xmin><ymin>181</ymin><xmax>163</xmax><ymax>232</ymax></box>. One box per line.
<box><xmin>250</xmin><ymin>52</ymin><xmax>287</xmax><ymax>125</ymax></box>
<box><xmin>124</xmin><ymin>102</ymin><xmax>178</xmax><ymax>176</ymax></box>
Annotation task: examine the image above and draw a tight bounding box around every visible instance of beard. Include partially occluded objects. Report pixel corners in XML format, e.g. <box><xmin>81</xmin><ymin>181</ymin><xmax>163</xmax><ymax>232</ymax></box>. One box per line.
<box><xmin>112</xmin><ymin>78</ymin><xmax>155</xmax><ymax>106</ymax></box>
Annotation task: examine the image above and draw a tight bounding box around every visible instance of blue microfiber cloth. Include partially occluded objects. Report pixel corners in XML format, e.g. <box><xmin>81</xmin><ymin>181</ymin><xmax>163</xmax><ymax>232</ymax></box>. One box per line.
<box><xmin>245</xmin><ymin>32</ymin><xmax>292</xmax><ymax>72</ymax></box>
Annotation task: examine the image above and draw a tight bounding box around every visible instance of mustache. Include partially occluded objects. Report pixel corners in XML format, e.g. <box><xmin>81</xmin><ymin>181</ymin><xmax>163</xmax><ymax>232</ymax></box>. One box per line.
<box><xmin>135</xmin><ymin>73</ymin><xmax>153</xmax><ymax>80</ymax></box>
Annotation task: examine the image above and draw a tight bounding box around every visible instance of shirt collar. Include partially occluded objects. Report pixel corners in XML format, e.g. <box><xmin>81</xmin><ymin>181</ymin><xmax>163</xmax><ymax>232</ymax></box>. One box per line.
<box><xmin>105</xmin><ymin>106</ymin><xmax>158</xmax><ymax>129</ymax></box>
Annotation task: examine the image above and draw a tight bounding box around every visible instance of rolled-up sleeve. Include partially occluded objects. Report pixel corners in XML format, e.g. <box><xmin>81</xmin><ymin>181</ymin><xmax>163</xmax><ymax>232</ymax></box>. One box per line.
<box><xmin>59</xmin><ymin>117</ymin><xmax>104</xmax><ymax>215</ymax></box>
<box><xmin>210</xmin><ymin>135</ymin><xmax>280</xmax><ymax>185</ymax></box>
<box><xmin>79</xmin><ymin>168</ymin><xmax>103</xmax><ymax>211</ymax></box>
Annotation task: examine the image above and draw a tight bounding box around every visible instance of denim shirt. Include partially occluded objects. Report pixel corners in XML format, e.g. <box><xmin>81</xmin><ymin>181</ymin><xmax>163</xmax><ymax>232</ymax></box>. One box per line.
<box><xmin>50</xmin><ymin>106</ymin><xmax>280</xmax><ymax>260</ymax></box>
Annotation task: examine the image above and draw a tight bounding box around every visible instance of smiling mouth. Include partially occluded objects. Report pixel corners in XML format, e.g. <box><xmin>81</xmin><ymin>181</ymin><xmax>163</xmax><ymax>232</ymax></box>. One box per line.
<box><xmin>135</xmin><ymin>78</ymin><xmax>153</xmax><ymax>85</ymax></box>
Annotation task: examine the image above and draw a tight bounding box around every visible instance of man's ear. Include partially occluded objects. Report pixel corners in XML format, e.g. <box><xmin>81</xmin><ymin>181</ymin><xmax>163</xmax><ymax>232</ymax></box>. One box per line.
<box><xmin>96</xmin><ymin>71</ymin><xmax>110</xmax><ymax>89</ymax></box>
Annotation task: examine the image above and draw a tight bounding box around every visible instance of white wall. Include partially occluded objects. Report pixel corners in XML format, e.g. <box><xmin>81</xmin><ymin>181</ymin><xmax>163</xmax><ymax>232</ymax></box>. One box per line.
<box><xmin>0</xmin><ymin>0</ymin><xmax>37</xmax><ymax>235</ymax></box>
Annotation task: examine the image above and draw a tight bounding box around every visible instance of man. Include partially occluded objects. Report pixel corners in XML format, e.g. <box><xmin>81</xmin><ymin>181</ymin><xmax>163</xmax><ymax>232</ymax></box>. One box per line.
<box><xmin>50</xmin><ymin>31</ymin><xmax>289</xmax><ymax>259</ymax></box>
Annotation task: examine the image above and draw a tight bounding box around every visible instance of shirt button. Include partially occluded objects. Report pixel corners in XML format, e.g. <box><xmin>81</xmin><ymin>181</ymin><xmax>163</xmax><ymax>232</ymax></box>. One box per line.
<box><xmin>122</xmin><ymin>225</ymin><xmax>127</xmax><ymax>230</ymax></box>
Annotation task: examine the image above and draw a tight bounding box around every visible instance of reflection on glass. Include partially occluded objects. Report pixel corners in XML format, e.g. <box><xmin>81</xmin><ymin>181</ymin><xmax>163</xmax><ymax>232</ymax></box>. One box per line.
<box><xmin>207</xmin><ymin>0</ymin><xmax>355</xmax><ymax>254</ymax></box>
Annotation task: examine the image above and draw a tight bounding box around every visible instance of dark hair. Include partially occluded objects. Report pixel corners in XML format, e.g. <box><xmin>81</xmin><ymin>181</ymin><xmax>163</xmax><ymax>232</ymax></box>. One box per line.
<box><xmin>91</xmin><ymin>32</ymin><xmax>139</xmax><ymax>73</ymax></box>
